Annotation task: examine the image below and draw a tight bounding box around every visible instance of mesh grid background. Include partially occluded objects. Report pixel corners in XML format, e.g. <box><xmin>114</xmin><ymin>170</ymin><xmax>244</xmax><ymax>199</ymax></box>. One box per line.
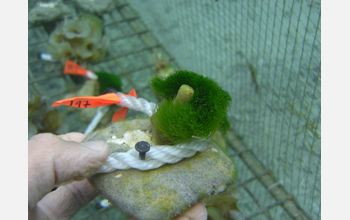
<box><xmin>128</xmin><ymin>1</ymin><xmax>321</xmax><ymax>219</ymax></box>
<box><xmin>28</xmin><ymin>0</ymin><xmax>321</xmax><ymax>219</ymax></box>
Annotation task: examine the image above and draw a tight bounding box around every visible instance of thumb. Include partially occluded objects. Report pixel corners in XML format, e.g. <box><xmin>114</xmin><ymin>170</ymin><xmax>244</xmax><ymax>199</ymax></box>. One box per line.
<box><xmin>54</xmin><ymin>139</ymin><xmax>110</xmax><ymax>183</ymax></box>
<box><xmin>28</xmin><ymin>133</ymin><xmax>109</xmax><ymax>209</ymax></box>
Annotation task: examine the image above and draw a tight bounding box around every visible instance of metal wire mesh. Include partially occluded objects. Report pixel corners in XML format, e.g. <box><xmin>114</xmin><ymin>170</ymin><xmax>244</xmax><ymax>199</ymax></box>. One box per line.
<box><xmin>28</xmin><ymin>0</ymin><xmax>321</xmax><ymax>219</ymax></box>
<box><xmin>128</xmin><ymin>0</ymin><xmax>321</xmax><ymax>219</ymax></box>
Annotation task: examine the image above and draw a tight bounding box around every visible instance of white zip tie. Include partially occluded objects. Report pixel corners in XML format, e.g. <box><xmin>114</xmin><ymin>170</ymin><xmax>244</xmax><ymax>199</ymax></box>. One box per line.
<box><xmin>86</xmin><ymin>70</ymin><xmax>98</xmax><ymax>80</ymax></box>
<box><xmin>84</xmin><ymin>106</ymin><xmax>110</xmax><ymax>135</ymax></box>
<box><xmin>96</xmin><ymin>139</ymin><xmax>210</xmax><ymax>173</ymax></box>
<box><xmin>37</xmin><ymin>53</ymin><xmax>57</xmax><ymax>62</ymax></box>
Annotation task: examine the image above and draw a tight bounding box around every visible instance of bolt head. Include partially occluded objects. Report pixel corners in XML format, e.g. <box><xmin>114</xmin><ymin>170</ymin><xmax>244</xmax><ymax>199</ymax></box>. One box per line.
<box><xmin>135</xmin><ymin>141</ymin><xmax>151</xmax><ymax>153</ymax></box>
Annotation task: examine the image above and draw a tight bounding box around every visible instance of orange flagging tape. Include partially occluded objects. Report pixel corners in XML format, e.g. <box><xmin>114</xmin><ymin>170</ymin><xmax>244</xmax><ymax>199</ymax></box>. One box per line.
<box><xmin>51</xmin><ymin>89</ymin><xmax>138</xmax><ymax>122</ymax></box>
<box><xmin>111</xmin><ymin>89</ymin><xmax>137</xmax><ymax>122</ymax></box>
<box><xmin>112</xmin><ymin>107</ymin><xmax>129</xmax><ymax>122</ymax></box>
<box><xmin>64</xmin><ymin>60</ymin><xmax>88</xmax><ymax>76</ymax></box>
<box><xmin>51</xmin><ymin>93</ymin><xmax>120</xmax><ymax>108</ymax></box>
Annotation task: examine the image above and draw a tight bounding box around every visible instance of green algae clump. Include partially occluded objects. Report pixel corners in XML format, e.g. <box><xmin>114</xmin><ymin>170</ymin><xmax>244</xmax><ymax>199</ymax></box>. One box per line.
<box><xmin>150</xmin><ymin>70</ymin><xmax>231</xmax><ymax>144</ymax></box>
<box><xmin>48</xmin><ymin>14</ymin><xmax>109</xmax><ymax>65</ymax></box>
<box><xmin>94</xmin><ymin>71</ymin><xmax>122</xmax><ymax>94</ymax></box>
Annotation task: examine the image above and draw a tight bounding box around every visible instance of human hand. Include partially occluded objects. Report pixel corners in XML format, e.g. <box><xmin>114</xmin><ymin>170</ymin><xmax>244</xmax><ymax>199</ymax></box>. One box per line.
<box><xmin>28</xmin><ymin>132</ymin><xmax>207</xmax><ymax>220</ymax></box>
<box><xmin>28</xmin><ymin>132</ymin><xmax>110</xmax><ymax>220</ymax></box>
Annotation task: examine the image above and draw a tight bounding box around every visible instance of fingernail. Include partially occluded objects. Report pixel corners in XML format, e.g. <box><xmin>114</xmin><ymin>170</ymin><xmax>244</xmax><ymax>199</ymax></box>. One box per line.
<box><xmin>82</xmin><ymin>141</ymin><xmax>109</xmax><ymax>152</ymax></box>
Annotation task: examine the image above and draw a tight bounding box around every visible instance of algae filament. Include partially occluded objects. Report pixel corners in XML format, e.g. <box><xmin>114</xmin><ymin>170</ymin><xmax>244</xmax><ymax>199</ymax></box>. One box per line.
<box><xmin>150</xmin><ymin>70</ymin><xmax>231</xmax><ymax>144</ymax></box>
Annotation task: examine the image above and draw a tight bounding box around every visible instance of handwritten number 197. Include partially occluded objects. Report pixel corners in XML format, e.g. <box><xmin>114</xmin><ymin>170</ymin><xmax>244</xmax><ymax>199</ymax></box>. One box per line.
<box><xmin>70</xmin><ymin>100</ymin><xmax>91</xmax><ymax>108</ymax></box>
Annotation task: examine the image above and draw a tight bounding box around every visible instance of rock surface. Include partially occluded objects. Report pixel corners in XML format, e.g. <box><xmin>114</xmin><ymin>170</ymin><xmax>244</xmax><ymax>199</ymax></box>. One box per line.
<box><xmin>85</xmin><ymin>119</ymin><xmax>236</xmax><ymax>220</ymax></box>
<box><xmin>29</xmin><ymin>1</ymin><xmax>71</xmax><ymax>24</ymax></box>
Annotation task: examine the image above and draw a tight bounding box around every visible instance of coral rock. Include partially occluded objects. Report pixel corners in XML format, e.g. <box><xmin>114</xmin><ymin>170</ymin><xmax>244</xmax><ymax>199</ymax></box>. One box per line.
<box><xmin>29</xmin><ymin>1</ymin><xmax>71</xmax><ymax>24</ymax></box>
<box><xmin>86</xmin><ymin>119</ymin><xmax>237</xmax><ymax>220</ymax></box>
<box><xmin>48</xmin><ymin>14</ymin><xmax>109</xmax><ymax>64</ymax></box>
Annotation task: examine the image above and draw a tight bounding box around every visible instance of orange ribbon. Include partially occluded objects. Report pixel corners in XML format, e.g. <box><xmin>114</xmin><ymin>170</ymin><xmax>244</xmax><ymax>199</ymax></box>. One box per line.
<box><xmin>52</xmin><ymin>89</ymin><xmax>137</xmax><ymax>122</ymax></box>
<box><xmin>64</xmin><ymin>60</ymin><xmax>88</xmax><ymax>76</ymax></box>
<box><xmin>111</xmin><ymin>89</ymin><xmax>137</xmax><ymax>122</ymax></box>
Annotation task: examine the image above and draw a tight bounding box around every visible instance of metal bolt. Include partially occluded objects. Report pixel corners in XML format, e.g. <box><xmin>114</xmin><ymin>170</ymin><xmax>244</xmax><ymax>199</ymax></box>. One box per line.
<box><xmin>135</xmin><ymin>141</ymin><xmax>151</xmax><ymax>160</ymax></box>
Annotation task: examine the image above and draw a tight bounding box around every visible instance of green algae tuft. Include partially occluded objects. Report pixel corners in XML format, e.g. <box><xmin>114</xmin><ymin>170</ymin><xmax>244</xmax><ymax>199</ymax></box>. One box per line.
<box><xmin>94</xmin><ymin>71</ymin><xmax>122</xmax><ymax>94</ymax></box>
<box><xmin>150</xmin><ymin>70</ymin><xmax>232</xmax><ymax>144</ymax></box>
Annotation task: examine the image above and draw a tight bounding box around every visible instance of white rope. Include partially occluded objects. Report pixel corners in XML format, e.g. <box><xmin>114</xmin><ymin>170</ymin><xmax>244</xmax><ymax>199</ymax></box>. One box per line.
<box><xmin>116</xmin><ymin>92</ymin><xmax>158</xmax><ymax>116</ymax></box>
<box><xmin>89</xmin><ymin>92</ymin><xmax>211</xmax><ymax>173</ymax></box>
<box><xmin>84</xmin><ymin>92</ymin><xmax>156</xmax><ymax>135</ymax></box>
<box><xmin>96</xmin><ymin>139</ymin><xmax>210</xmax><ymax>173</ymax></box>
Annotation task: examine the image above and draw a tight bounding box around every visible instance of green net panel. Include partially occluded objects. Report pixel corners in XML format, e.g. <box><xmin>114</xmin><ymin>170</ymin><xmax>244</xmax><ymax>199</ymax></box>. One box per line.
<box><xmin>28</xmin><ymin>0</ymin><xmax>321</xmax><ymax>219</ymax></box>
